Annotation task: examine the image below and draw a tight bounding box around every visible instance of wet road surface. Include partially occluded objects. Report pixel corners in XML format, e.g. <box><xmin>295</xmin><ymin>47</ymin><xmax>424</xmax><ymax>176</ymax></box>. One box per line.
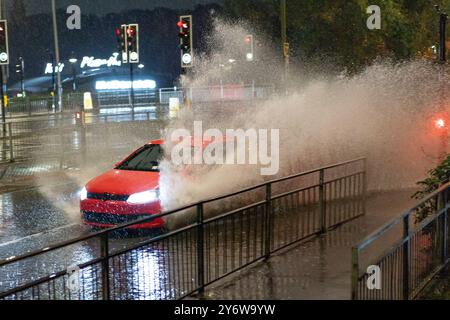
<box><xmin>0</xmin><ymin>182</ymin><xmax>90</xmax><ymax>259</ymax></box>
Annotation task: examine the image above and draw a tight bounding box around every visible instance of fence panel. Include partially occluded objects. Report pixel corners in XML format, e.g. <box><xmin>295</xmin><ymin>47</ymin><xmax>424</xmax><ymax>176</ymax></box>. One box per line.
<box><xmin>352</xmin><ymin>185</ymin><xmax>450</xmax><ymax>300</ymax></box>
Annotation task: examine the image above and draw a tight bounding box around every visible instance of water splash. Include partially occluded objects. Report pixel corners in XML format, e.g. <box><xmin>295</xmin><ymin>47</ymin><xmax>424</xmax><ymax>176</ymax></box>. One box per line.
<box><xmin>160</xmin><ymin>19</ymin><xmax>449</xmax><ymax>211</ymax></box>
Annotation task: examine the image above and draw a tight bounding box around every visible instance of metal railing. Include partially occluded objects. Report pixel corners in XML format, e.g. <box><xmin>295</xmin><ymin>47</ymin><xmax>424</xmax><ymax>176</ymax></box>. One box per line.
<box><xmin>0</xmin><ymin>158</ymin><xmax>366</xmax><ymax>300</ymax></box>
<box><xmin>159</xmin><ymin>84</ymin><xmax>275</xmax><ymax>105</ymax></box>
<box><xmin>351</xmin><ymin>182</ymin><xmax>450</xmax><ymax>300</ymax></box>
<box><xmin>7</xmin><ymin>84</ymin><xmax>274</xmax><ymax>118</ymax></box>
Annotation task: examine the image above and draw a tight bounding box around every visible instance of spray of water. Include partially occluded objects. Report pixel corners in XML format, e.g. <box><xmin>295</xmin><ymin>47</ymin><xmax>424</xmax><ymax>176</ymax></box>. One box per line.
<box><xmin>159</xmin><ymin>19</ymin><xmax>449</xmax><ymax>212</ymax></box>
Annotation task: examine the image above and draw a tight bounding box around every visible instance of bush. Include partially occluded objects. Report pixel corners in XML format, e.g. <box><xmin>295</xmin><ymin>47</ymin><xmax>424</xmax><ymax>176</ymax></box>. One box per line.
<box><xmin>413</xmin><ymin>155</ymin><xmax>450</xmax><ymax>221</ymax></box>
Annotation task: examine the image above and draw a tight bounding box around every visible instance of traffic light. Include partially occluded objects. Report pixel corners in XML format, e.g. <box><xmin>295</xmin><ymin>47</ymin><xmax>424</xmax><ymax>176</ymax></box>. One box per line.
<box><xmin>178</xmin><ymin>15</ymin><xmax>193</xmax><ymax>68</ymax></box>
<box><xmin>0</xmin><ymin>20</ymin><xmax>9</xmax><ymax>65</ymax></box>
<box><xmin>115</xmin><ymin>25</ymin><xmax>127</xmax><ymax>63</ymax></box>
<box><xmin>126</xmin><ymin>24</ymin><xmax>139</xmax><ymax>64</ymax></box>
<box><xmin>15</xmin><ymin>57</ymin><xmax>24</xmax><ymax>75</ymax></box>
<box><xmin>244</xmin><ymin>35</ymin><xmax>254</xmax><ymax>62</ymax></box>
<box><xmin>16</xmin><ymin>57</ymin><xmax>25</xmax><ymax>97</ymax></box>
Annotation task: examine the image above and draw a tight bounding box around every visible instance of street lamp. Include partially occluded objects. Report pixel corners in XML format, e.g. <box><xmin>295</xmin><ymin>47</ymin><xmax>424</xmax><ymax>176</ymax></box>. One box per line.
<box><xmin>69</xmin><ymin>52</ymin><xmax>78</xmax><ymax>92</ymax></box>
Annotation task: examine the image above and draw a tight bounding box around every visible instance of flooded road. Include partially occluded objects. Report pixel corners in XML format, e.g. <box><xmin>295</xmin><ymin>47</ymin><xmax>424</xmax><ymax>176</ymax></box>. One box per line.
<box><xmin>0</xmin><ymin>183</ymin><xmax>90</xmax><ymax>259</ymax></box>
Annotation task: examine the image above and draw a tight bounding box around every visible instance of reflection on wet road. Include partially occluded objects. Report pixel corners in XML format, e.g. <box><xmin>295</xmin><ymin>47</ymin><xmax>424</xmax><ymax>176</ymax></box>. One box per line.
<box><xmin>0</xmin><ymin>183</ymin><xmax>90</xmax><ymax>259</ymax></box>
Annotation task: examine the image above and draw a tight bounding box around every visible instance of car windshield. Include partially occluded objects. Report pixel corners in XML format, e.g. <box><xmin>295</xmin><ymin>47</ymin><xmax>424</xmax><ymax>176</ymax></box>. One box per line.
<box><xmin>116</xmin><ymin>144</ymin><xmax>163</xmax><ymax>172</ymax></box>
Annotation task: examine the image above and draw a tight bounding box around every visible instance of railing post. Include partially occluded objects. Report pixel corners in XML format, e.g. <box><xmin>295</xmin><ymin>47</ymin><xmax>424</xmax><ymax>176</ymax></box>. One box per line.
<box><xmin>362</xmin><ymin>158</ymin><xmax>368</xmax><ymax>215</ymax></box>
<box><xmin>265</xmin><ymin>183</ymin><xmax>273</xmax><ymax>259</ymax></box>
<box><xmin>319</xmin><ymin>169</ymin><xmax>326</xmax><ymax>233</ymax></box>
<box><xmin>197</xmin><ymin>203</ymin><xmax>205</xmax><ymax>294</ymax></box>
<box><xmin>351</xmin><ymin>247</ymin><xmax>359</xmax><ymax>300</ymax></box>
<box><xmin>100</xmin><ymin>233</ymin><xmax>110</xmax><ymax>300</ymax></box>
<box><xmin>443</xmin><ymin>188</ymin><xmax>448</xmax><ymax>264</ymax></box>
<box><xmin>27</xmin><ymin>97</ymin><xmax>31</xmax><ymax>116</ymax></box>
<box><xmin>8</xmin><ymin>122</ymin><xmax>13</xmax><ymax>163</ymax></box>
<box><xmin>402</xmin><ymin>214</ymin><xmax>410</xmax><ymax>300</ymax></box>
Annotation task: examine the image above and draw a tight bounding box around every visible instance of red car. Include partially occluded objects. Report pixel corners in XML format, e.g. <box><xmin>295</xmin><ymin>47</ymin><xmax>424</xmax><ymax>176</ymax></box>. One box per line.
<box><xmin>80</xmin><ymin>139</ymin><xmax>164</xmax><ymax>229</ymax></box>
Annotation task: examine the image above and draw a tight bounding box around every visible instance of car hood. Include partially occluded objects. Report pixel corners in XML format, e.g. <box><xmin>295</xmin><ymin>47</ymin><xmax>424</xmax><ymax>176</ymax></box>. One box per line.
<box><xmin>86</xmin><ymin>169</ymin><xmax>160</xmax><ymax>195</ymax></box>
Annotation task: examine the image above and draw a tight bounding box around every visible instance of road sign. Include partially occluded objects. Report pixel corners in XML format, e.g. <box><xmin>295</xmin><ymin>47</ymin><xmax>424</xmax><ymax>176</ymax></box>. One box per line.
<box><xmin>0</xmin><ymin>20</ymin><xmax>9</xmax><ymax>65</ymax></box>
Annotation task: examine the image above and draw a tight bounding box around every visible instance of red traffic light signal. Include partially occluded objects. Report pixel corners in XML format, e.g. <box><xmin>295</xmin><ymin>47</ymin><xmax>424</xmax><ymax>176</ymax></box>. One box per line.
<box><xmin>178</xmin><ymin>15</ymin><xmax>193</xmax><ymax>68</ymax></box>
<box><xmin>177</xmin><ymin>21</ymin><xmax>189</xmax><ymax>29</ymax></box>
<box><xmin>127</xmin><ymin>27</ymin><xmax>135</xmax><ymax>37</ymax></box>
<box><xmin>0</xmin><ymin>20</ymin><xmax>9</xmax><ymax>65</ymax></box>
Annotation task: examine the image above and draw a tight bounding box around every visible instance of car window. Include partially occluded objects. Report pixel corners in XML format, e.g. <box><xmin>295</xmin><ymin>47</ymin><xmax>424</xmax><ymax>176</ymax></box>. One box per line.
<box><xmin>116</xmin><ymin>144</ymin><xmax>163</xmax><ymax>172</ymax></box>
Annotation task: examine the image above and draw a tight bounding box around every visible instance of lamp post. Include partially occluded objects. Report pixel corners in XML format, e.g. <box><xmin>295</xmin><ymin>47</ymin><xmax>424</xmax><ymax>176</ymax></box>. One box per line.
<box><xmin>69</xmin><ymin>52</ymin><xmax>78</xmax><ymax>92</ymax></box>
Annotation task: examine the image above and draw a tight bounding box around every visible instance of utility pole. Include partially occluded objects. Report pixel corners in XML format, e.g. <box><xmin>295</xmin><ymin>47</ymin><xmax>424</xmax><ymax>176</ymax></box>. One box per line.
<box><xmin>280</xmin><ymin>0</ymin><xmax>289</xmax><ymax>93</ymax></box>
<box><xmin>51</xmin><ymin>0</ymin><xmax>62</xmax><ymax>112</ymax></box>
<box><xmin>0</xmin><ymin>1</ymin><xmax>7</xmax><ymax>135</ymax></box>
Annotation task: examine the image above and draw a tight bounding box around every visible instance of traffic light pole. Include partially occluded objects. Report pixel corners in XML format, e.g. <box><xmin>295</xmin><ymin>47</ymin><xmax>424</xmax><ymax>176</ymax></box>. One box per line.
<box><xmin>0</xmin><ymin>0</ymin><xmax>5</xmax><ymax>133</ymax></box>
<box><xmin>0</xmin><ymin>67</ymin><xmax>5</xmax><ymax>135</ymax></box>
<box><xmin>51</xmin><ymin>0</ymin><xmax>63</xmax><ymax>112</ymax></box>
<box><xmin>129</xmin><ymin>62</ymin><xmax>135</xmax><ymax>111</ymax></box>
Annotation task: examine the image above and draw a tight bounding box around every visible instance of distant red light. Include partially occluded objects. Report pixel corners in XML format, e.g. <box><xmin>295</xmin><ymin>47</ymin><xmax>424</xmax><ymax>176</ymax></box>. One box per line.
<box><xmin>435</xmin><ymin>118</ymin><xmax>446</xmax><ymax>129</ymax></box>
<box><xmin>115</xmin><ymin>28</ymin><xmax>121</xmax><ymax>36</ymax></box>
<box><xmin>177</xmin><ymin>21</ymin><xmax>183</xmax><ymax>28</ymax></box>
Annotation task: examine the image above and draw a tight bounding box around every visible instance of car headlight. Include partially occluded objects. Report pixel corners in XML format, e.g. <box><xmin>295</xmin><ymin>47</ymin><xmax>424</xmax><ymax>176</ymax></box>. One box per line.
<box><xmin>80</xmin><ymin>187</ymin><xmax>88</xmax><ymax>201</ymax></box>
<box><xmin>127</xmin><ymin>190</ymin><xmax>159</xmax><ymax>204</ymax></box>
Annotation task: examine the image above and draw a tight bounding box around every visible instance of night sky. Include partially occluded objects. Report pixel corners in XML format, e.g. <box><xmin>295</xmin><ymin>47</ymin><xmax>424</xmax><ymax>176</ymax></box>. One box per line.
<box><xmin>7</xmin><ymin>0</ymin><xmax>224</xmax><ymax>16</ymax></box>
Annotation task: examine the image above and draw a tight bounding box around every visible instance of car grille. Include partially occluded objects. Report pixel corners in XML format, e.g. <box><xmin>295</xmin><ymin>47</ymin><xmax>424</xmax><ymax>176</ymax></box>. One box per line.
<box><xmin>87</xmin><ymin>192</ymin><xmax>129</xmax><ymax>202</ymax></box>
<box><xmin>82</xmin><ymin>211</ymin><xmax>153</xmax><ymax>225</ymax></box>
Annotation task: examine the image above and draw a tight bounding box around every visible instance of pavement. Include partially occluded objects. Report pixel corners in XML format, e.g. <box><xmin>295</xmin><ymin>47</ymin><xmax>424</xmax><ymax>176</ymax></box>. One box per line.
<box><xmin>198</xmin><ymin>190</ymin><xmax>418</xmax><ymax>300</ymax></box>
